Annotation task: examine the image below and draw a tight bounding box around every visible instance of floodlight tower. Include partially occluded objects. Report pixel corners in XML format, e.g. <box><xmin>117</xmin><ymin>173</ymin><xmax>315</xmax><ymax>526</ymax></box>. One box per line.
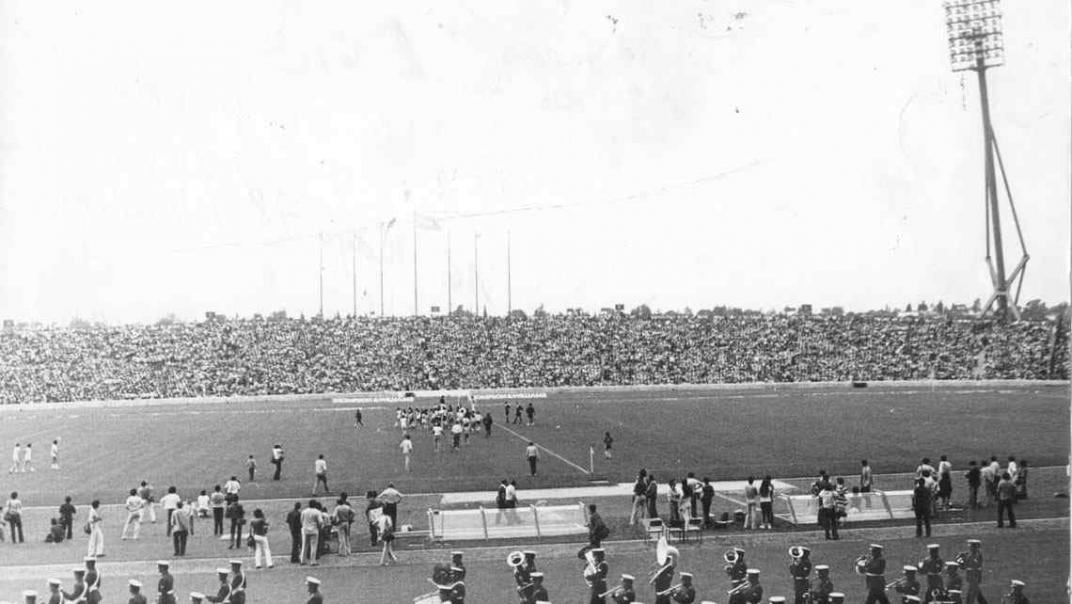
<box><xmin>945</xmin><ymin>0</ymin><xmax>1029</xmax><ymax>321</ymax></box>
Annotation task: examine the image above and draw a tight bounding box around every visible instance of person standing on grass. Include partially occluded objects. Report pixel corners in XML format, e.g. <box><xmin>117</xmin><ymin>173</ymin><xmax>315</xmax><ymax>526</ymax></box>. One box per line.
<box><xmin>378</xmin><ymin>484</ymin><xmax>403</xmax><ymax>528</ymax></box>
<box><xmin>121</xmin><ymin>489</ymin><xmax>144</xmax><ymax>540</ymax></box>
<box><xmin>59</xmin><ymin>496</ymin><xmax>77</xmax><ymax>541</ymax></box>
<box><xmin>376</xmin><ymin>511</ymin><xmax>397</xmax><ymax>566</ymax></box>
<box><xmin>701</xmin><ymin>476</ymin><xmax>715</xmax><ymax>528</ymax></box>
<box><xmin>3</xmin><ymin>491</ymin><xmax>23</xmax><ymax>543</ymax></box>
<box><xmin>525</xmin><ymin>442</ymin><xmax>539</xmax><ymax>476</ymax></box>
<box><xmin>758</xmin><ymin>476</ymin><xmax>775</xmax><ymax>530</ymax></box>
<box><xmin>226</xmin><ymin>496</ymin><xmax>246</xmax><ymax>549</ymax></box>
<box><xmin>965</xmin><ymin>461</ymin><xmax>981</xmax><ymax>509</ymax></box>
<box><xmin>365</xmin><ymin>491</ymin><xmax>383</xmax><ymax>547</ymax></box>
<box><xmin>912</xmin><ymin>478</ymin><xmax>932</xmax><ymax>538</ymax></box>
<box><xmin>860</xmin><ymin>459</ymin><xmax>873</xmax><ymax>491</ymax></box>
<box><xmin>432</xmin><ymin>422</ymin><xmax>444</xmax><ymax>453</ymax></box>
<box><xmin>286</xmin><ymin>502</ymin><xmax>303</xmax><ymax>564</ymax></box>
<box><xmin>300</xmin><ymin>500</ymin><xmax>323</xmax><ymax>566</ymax></box>
<box><xmin>495</xmin><ymin>479</ymin><xmax>508</xmax><ymax>525</ymax></box>
<box><xmin>514</xmin><ymin>403</ymin><xmax>523</xmax><ymax>424</ymax></box>
<box><xmin>305</xmin><ymin>577</ymin><xmax>323</xmax><ymax>604</ymax></box>
<box><xmin>1015</xmin><ymin>460</ymin><xmax>1029</xmax><ymax>500</ymax></box>
<box><xmin>171</xmin><ymin>501</ymin><xmax>191</xmax><ymax>556</ymax></box>
<box><xmin>979</xmin><ymin>459</ymin><xmax>995</xmax><ymax>508</ymax></box>
<box><xmin>482</xmin><ymin>412</ymin><xmax>493</xmax><ymax>437</ymax></box>
<box><xmin>743</xmin><ymin>477</ymin><xmax>759</xmax><ymax>530</ymax></box>
<box><xmin>246</xmin><ymin>455</ymin><xmax>257</xmax><ymax>483</ymax></box>
<box><xmin>312</xmin><ymin>455</ymin><xmax>330</xmax><ymax>495</ymax></box>
<box><xmin>271</xmin><ymin>444</ymin><xmax>285</xmax><ymax>481</ymax></box>
<box><xmin>156</xmin><ymin>562</ymin><xmax>175</xmax><ymax>604</ymax></box>
<box><xmin>249</xmin><ymin>509</ymin><xmax>273</xmax><ymax>568</ymax></box>
<box><xmin>211</xmin><ymin>485</ymin><xmax>227</xmax><ymax>536</ymax></box>
<box><xmin>22</xmin><ymin>443</ymin><xmax>34</xmax><ymax>472</ymax></box>
<box><xmin>505</xmin><ymin>480</ymin><xmax>519</xmax><ymax>525</ymax></box>
<box><xmin>504</xmin><ymin>401</ymin><xmax>510</xmax><ymax>423</ymax></box>
<box><xmin>645</xmin><ymin>473</ymin><xmax>659</xmax><ymax>519</ymax></box>
<box><xmin>399</xmin><ymin>434</ymin><xmax>414</xmax><ymax>472</ymax></box>
<box><xmin>9</xmin><ymin>442</ymin><xmax>20</xmax><ymax>473</ymax></box>
<box><xmin>450</xmin><ymin>421</ymin><xmax>463</xmax><ymax>451</ymax></box>
<box><xmin>525</xmin><ymin>402</ymin><xmax>535</xmax><ymax>426</ymax></box>
<box><xmin>224</xmin><ymin>476</ymin><xmax>242</xmax><ymax>501</ymax></box>
<box><xmin>996</xmin><ymin>472</ymin><xmax>1017</xmax><ymax>528</ymax></box>
<box><xmin>586</xmin><ymin>504</ymin><xmax>609</xmax><ymax>548</ymax></box>
<box><xmin>819</xmin><ymin>483</ymin><xmax>838</xmax><ymax>540</ymax></box>
<box><xmin>603</xmin><ymin>432</ymin><xmax>613</xmax><ymax>459</ymax></box>
<box><xmin>986</xmin><ymin>456</ymin><xmax>1001</xmax><ymax>503</ymax></box>
<box><xmin>50</xmin><ymin>439</ymin><xmax>60</xmax><ymax>470</ymax></box>
<box><xmin>332</xmin><ymin>496</ymin><xmax>354</xmax><ymax>557</ymax></box>
<box><xmin>938</xmin><ymin>455</ymin><xmax>953</xmax><ymax>511</ymax></box>
<box><xmin>354</xmin><ymin>409</ymin><xmax>364</xmax><ymax>427</ymax></box>
<box><xmin>86</xmin><ymin>500</ymin><xmax>104</xmax><ymax>558</ymax></box>
<box><xmin>139</xmin><ymin>480</ymin><xmax>157</xmax><ymax>524</ymax></box>
<box><xmin>628</xmin><ymin>470</ymin><xmax>647</xmax><ymax>525</ymax></box>
<box><xmin>160</xmin><ymin>487</ymin><xmax>181</xmax><ymax>537</ymax></box>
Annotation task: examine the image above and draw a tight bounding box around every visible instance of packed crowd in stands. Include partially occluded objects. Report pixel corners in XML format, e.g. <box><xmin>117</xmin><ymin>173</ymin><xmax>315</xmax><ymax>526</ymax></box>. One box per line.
<box><xmin>0</xmin><ymin>313</ymin><xmax>1065</xmax><ymax>403</ymax></box>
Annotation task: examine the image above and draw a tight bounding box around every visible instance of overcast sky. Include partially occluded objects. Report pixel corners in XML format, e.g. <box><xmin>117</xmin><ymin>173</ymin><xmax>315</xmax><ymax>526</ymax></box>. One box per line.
<box><xmin>0</xmin><ymin>1</ymin><xmax>1068</xmax><ymax>323</ymax></box>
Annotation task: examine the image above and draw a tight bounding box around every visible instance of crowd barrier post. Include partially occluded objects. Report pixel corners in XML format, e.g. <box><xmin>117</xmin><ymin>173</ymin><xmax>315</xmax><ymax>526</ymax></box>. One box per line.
<box><xmin>479</xmin><ymin>505</ymin><xmax>489</xmax><ymax>540</ymax></box>
<box><xmin>531</xmin><ymin>504</ymin><xmax>542</xmax><ymax>539</ymax></box>
<box><xmin>877</xmin><ymin>491</ymin><xmax>895</xmax><ymax>519</ymax></box>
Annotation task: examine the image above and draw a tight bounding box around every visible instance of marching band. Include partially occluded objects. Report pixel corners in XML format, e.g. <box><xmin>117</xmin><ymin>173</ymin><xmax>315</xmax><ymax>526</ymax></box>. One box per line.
<box><xmin>401</xmin><ymin>535</ymin><xmax>1023</xmax><ymax>604</ymax></box>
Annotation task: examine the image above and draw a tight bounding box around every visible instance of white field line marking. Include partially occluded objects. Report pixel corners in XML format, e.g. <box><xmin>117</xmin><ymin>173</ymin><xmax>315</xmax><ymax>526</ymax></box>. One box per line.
<box><xmin>497</xmin><ymin>423</ymin><xmax>591</xmax><ymax>475</ymax></box>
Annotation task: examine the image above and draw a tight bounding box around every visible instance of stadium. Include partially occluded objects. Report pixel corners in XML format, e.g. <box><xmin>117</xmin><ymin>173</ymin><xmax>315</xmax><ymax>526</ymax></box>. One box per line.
<box><xmin>1</xmin><ymin>1</ymin><xmax>1070</xmax><ymax>604</ymax></box>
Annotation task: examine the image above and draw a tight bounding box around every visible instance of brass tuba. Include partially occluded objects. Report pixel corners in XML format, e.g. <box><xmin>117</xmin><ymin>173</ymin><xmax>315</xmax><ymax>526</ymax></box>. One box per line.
<box><xmin>507</xmin><ymin>551</ymin><xmax>525</xmax><ymax>568</ymax></box>
<box><xmin>853</xmin><ymin>554</ymin><xmax>869</xmax><ymax>575</ymax></box>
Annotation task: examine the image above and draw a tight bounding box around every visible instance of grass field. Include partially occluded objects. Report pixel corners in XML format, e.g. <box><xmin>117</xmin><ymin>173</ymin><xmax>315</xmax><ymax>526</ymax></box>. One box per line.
<box><xmin>0</xmin><ymin>383</ymin><xmax>1065</xmax><ymax>505</ymax></box>
<box><xmin>0</xmin><ymin>382</ymin><xmax>1067</xmax><ymax>602</ymax></box>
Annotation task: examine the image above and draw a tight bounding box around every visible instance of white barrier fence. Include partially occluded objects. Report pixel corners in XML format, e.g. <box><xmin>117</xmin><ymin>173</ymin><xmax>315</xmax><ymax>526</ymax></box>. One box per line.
<box><xmin>427</xmin><ymin>503</ymin><xmax>588</xmax><ymax>541</ymax></box>
<box><xmin>777</xmin><ymin>490</ymin><xmax>916</xmax><ymax>525</ymax></box>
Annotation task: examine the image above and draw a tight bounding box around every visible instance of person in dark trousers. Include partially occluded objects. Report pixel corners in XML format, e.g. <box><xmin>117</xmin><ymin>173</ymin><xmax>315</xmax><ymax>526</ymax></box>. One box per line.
<box><xmin>271</xmin><ymin>444</ymin><xmax>285</xmax><ymax>481</ymax></box>
<box><xmin>482</xmin><ymin>412</ymin><xmax>493</xmax><ymax>437</ymax></box>
<box><xmin>504</xmin><ymin>402</ymin><xmax>510</xmax><ymax>423</ymax></box>
<box><xmin>645</xmin><ymin>473</ymin><xmax>658</xmax><ymax>518</ymax></box>
<box><xmin>286</xmin><ymin>502</ymin><xmax>303</xmax><ymax>563</ymax></box>
<box><xmin>965</xmin><ymin>461</ymin><xmax>981</xmax><ymax>509</ymax></box>
<box><xmin>525</xmin><ymin>442</ymin><xmax>539</xmax><ymax>476</ymax></box>
<box><xmin>211</xmin><ymin>485</ymin><xmax>226</xmax><ymax>536</ymax></box>
<box><xmin>586</xmin><ymin>504</ymin><xmax>609</xmax><ymax>548</ymax></box>
<box><xmin>513</xmin><ymin>404</ymin><xmax>523</xmax><ymax>424</ymax></box>
<box><xmin>171</xmin><ymin>501</ymin><xmax>190</xmax><ymax>556</ymax></box>
<box><xmin>226</xmin><ymin>496</ymin><xmax>245</xmax><ymax>549</ymax></box>
<box><xmin>59</xmin><ymin>496</ymin><xmax>77</xmax><ymax>541</ymax></box>
<box><xmin>996</xmin><ymin>472</ymin><xmax>1017</xmax><ymax>528</ymax></box>
<box><xmin>525</xmin><ymin>403</ymin><xmax>535</xmax><ymax>426</ymax></box>
<box><xmin>912</xmin><ymin>478</ymin><xmax>932</xmax><ymax>538</ymax></box>
<box><xmin>700</xmin><ymin>477</ymin><xmax>715</xmax><ymax>527</ymax></box>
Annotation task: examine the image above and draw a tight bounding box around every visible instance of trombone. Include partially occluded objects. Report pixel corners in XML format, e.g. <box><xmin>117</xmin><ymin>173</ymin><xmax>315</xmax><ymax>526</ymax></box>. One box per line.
<box><xmin>727</xmin><ymin>581</ymin><xmax>751</xmax><ymax>596</ymax></box>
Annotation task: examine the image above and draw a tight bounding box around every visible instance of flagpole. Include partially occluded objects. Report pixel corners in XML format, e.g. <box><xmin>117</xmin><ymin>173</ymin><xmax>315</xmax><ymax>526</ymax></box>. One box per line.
<box><xmin>379</xmin><ymin>224</ymin><xmax>386</xmax><ymax>317</ymax></box>
<box><xmin>447</xmin><ymin>231</ymin><xmax>453</xmax><ymax>316</ymax></box>
<box><xmin>506</xmin><ymin>230</ymin><xmax>512</xmax><ymax>315</ymax></box>
<box><xmin>473</xmin><ymin>233</ymin><xmax>480</xmax><ymax>314</ymax></box>
<box><xmin>412</xmin><ymin>208</ymin><xmax>419</xmax><ymax>316</ymax></box>
<box><xmin>352</xmin><ymin>233</ymin><xmax>357</xmax><ymax>318</ymax></box>
<box><xmin>318</xmin><ymin>232</ymin><xmax>324</xmax><ymax>318</ymax></box>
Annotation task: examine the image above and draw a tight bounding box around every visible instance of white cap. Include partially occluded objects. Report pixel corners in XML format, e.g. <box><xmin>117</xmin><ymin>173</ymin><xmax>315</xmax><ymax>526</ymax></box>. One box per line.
<box><xmin>306</xmin><ymin>577</ymin><xmax>321</xmax><ymax>585</ymax></box>
<box><xmin>869</xmin><ymin>543</ymin><xmax>883</xmax><ymax>550</ymax></box>
<box><xmin>190</xmin><ymin>593</ymin><xmax>205</xmax><ymax>599</ymax></box>
<box><xmin>229</xmin><ymin>559</ymin><xmax>242</xmax><ymax>566</ymax></box>
<box><xmin>621</xmin><ymin>574</ymin><xmax>635</xmax><ymax>581</ymax></box>
<box><xmin>157</xmin><ymin>560</ymin><xmax>170</xmax><ymax>567</ymax></box>
<box><xmin>83</xmin><ymin>556</ymin><xmax>97</xmax><ymax>563</ymax></box>
<box><xmin>1011</xmin><ymin>580</ymin><xmax>1025</xmax><ymax>588</ymax></box>
<box><xmin>905</xmin><ymin>597</ymin><xmax>921</xmax><ymax>603</ymax></box>
<box><xmin>967</xmin><ymin>539</ymin><xmax>982</xmax><ymax>545</ymax></box>
<box><xmin>21</xmin><ymin>592</ymin><xmax>37</xmax><ymax>598</ymax></box>
<box><xmin>770</xmin><ymin>598</ymin><xmax>787</xmax><ymax>603</ymax></box>
<box><xmin>815</xmin><ymin>565</ymin><xmax>829</xmax><ymax>571</ymax></box>
<box><xmin>747</xmin><ymin>568</ymin><xmax>761</xmax><ymax>575</ymax></box>
<box><xmin>129</xmin><ymin>580</ymin><xmax>142</xmax><ymax>589</ymax></box>
<box><xmin>927</xmin><ymin>543</ymin><xmax>940</xmax><ymax>550</ymax></box>
<box><xmin>216</xmin><ymin>568</ymin><xmax>230</xmax><ymax>575</ymax></box>
<box><xmin>530</xmin><ymin>572</ymin><xmax>544</xmax><ymax>579</ymax></box>
<box><xmin>829</xmin><ymin>594</ymin><xmax>845</xmax><ymax>599</ymax></box>
<box><xmin>46</xmin><ymin>580</ymin><xmax>60</xmax><ymax>587</ymax></box>
<box><xmin>680</xmin><ymin>572</ymin><xmax>693</xmax><ymax>579</ymax></box>
<box><xmin>945</xmin><ymin>561</ymin><xmax>960</xmax><ymax>568</ymax></box>
<box><xmin>903</xmin><ymin>566</ymin><xmax>917</xmax><ymax>573</ymax></box>
<box><xmin>451</xmin><ymin>551</ymin><xmax>463</xmax><ymax>557</ymax></box>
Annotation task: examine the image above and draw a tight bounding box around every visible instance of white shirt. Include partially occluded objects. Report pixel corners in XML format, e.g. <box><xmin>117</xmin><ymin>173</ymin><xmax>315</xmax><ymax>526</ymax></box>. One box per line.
<box><xmin>197</xmin><ymin>494</ymin><xmax>210</xmax><ymax>510</ymax></box>
<box><xmin>504</xmin><ymin>483</ymin><xmax>517</xmax><ymax>502</ymax></box>
<box><xmin>224</xmin><ymin>479</ymin><xmax>241</xmax><ymax>495</ymax></box>
<box><xmin>51</xmin><ymin>443</ymin><xmax>59</xmax><ymax>458</ymax></box>
<box><xmin>272</xmin><ymin>447</ymin><xmax>283</xmax><ymax>461</ymax></box>
<box><xmin>451</xmin><ymin>424</ymin><xmax>463</xmax><ymax>435</ymax></box>
<box><xmin>11</xmin><ymin>446</ymin><xmax>18</xmax><ymax>462</ymax></box>
<box><xmin>400</xmin><ymin>439</ymin><xmax>413</xmax><ymax>455</ymax></box>
<box><xmin>938</xmin><ymin>460</ymin><xmax>953</xmax><ymax>477</ymax></box>
<box><xmin>23</xmin><ymin>447</ymin><xmax>30</xmax><ymax>461</ymax></box>
<box><xmin>126</xmin><ymin>495</ymin><xmax>144</xmax><ymax>513</ymax></box>
<box><xmin>432</xmin><ymin>426</ymin><xmax>443</xmax><ymax>437</ymax></box>
<box><xmin>1007</xmin><ymin>461</ymin><xmax>1019</xmax><ymax>479</ymax></box>
<box><xmin>315</xmin><ymin>459</ymin><xmax>327</xmax><ymax>474</ymax></box>
<box><xmin>160</xmin><ymin>493</ymin><xmax>181</xmax><ymax>511</ymax></box>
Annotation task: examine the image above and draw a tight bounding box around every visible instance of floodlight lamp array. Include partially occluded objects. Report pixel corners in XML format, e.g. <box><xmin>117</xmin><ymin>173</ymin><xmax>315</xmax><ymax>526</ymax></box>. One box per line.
<box><xmin>944</xmin><ymin>0</ymin><xmax>1004</xmax><ymax>72</ymax></box>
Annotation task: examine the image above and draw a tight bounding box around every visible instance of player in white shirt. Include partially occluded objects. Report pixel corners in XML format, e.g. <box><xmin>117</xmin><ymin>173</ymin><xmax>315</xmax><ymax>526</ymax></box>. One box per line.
<box><xmin>399</xmin><ymin>435</ymin><xmax>414</xmax><ymax>472</ymax></box>
<box><xmin>432</xmin><ymin>424</ymin><xmax>444</xmax><ymax>453</ymax></box>
<box><xmin>22</xmin><ymin>443</ymin><xmax>33</xmax><ymax>472</ymax></box>
<box><xmin>196</xmin><ymin>490</ymin><xmax>210</xmax><ymax>518</ymax></box>
<box><xmin>159</xmin><ymin>487</ymin><xmax>182</xmax><ymax>536</ymax></box>
<box><xmin>224</xmin><ymin>476</ymin><xmax>242</xmax><ymax>498</ymax></box>
<box><xmin>9</xmin><ymin>442</ymin><xmax>20</xmax><ymax>473</ymax></box>
<box><xmin>121</xmin><ymin>489</ymin><xmax>144</xmax><ymax>540</ymax></box>
<box><xmin>50</xmin><ymin>439</ymin><xmax>60</xmax><ymax>470</ymax></box>
<box><xmin>313</xmin><ymin>455</ymin><xmax>330</xmax><ymax>494</ymax></box>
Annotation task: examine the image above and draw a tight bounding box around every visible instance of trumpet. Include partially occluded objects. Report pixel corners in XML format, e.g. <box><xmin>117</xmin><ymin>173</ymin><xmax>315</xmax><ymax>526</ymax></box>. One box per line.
<box><xmin>727</xmin><ymin>581</ymin><xmax>751</xmax><ymax>596</ymax></box>
<box><xmin>885</xmin><ymin>577</ymin><xmax>903</xmax><ymax>590</ymax></box>
<box><xmin>656</xmin><ymin>583</ymin><xmax>683</xmax><ymax>597</ymax></box>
